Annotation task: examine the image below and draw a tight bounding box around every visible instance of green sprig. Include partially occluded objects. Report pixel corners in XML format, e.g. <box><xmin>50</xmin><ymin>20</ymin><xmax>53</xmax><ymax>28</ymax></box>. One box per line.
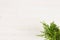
<box><xmin>38</xmin><ymin>22</ymin><xmax>60</xmax><ymax>40</ymax></box>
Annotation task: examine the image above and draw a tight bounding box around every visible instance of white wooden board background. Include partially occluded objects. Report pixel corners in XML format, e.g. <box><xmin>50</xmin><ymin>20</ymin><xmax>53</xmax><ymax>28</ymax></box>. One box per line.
<box><xmin>0</xmin><ymin>0</ymin><xmax>60</xmax><ymax>40</ymax></box>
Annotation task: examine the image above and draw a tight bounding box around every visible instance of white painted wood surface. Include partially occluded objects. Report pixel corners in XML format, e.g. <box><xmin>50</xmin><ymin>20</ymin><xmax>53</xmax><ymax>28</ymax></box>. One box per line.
<box><xmin>0</xmin><ymin>0</ymin><xmax>60</xmax><ymax>40</ymax></box>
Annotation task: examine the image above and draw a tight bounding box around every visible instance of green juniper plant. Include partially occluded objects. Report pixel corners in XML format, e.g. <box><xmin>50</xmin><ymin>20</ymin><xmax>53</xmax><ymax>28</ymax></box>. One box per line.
<box><xmin>37</xmin><ymin>22</ymin><xmax>60</xmax><ymax>40</ymax></box>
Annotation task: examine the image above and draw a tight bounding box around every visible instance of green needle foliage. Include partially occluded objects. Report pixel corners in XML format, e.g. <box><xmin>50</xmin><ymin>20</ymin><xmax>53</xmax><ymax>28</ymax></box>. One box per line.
<box><xmin>37</xmin><ymin>22</ymin><xmax>60</xmax><ymax>40</ymax></box>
